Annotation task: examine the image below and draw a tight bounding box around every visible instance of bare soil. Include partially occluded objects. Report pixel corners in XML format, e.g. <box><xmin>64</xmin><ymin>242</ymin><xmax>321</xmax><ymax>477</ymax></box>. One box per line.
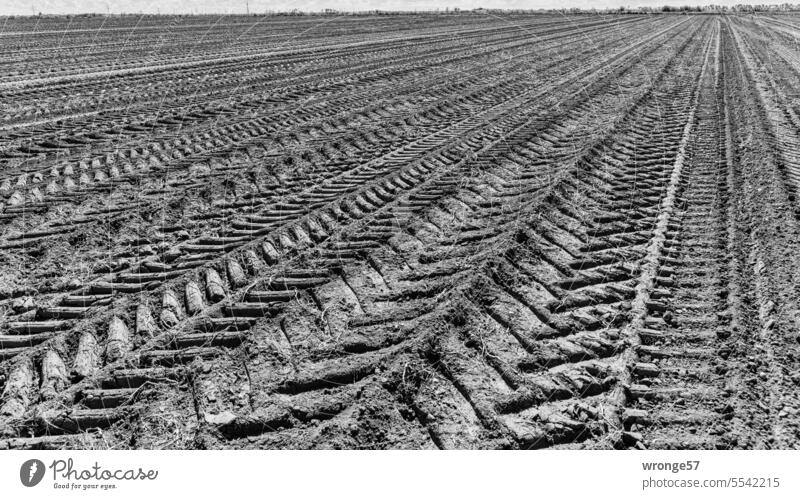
<box><xmin>1</xmin><ymin>13</ymin><xmax>799</xmax><ymax>450</ymax></box>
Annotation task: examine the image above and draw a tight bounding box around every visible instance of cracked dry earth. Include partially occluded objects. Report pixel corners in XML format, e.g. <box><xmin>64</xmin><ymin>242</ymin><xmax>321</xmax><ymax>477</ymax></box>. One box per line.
<box><xmin>1</xmin><ymin>13</ymin><xmax>800</xmax><ymax>450</ymax></box>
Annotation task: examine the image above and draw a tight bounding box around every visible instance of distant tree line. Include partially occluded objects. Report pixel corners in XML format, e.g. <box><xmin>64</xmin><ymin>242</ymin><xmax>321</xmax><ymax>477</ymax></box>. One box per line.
<box><xmin>6</xmin><ymin>5</ymin><xmax>800</xmax><ymax>19</ymax></box>
<box><xmin>266</xmin><ymin>5</ymin><xmax>800</xmax><ymax>14</ymax></box>
<box><xmin>593</xmin><ymin>4</ymin><xmax>800</xmax><ymax>13</ymax></box>
<box><xmin>272</xmin><ymin>6</ymin><xmax>800</xmax><ymax>14</ymax></box>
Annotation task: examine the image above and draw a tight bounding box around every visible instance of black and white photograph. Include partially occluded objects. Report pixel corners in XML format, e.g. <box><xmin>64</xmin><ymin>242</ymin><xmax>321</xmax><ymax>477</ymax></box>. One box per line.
<box><xmin>0</xmin><ymin>1</ymin><xmax>798</xmax><ymax>497</ymax></box>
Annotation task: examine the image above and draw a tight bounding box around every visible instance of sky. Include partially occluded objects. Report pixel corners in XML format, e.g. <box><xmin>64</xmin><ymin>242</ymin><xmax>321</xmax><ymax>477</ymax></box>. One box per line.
<box><xmin>1</xmin><ymin>0</ymin><xmax>792</xmax><ymax>15</ymax></box>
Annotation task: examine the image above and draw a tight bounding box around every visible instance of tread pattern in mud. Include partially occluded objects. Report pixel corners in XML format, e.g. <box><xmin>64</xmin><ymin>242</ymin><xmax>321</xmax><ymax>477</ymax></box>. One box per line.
<box><xmin>1</xmin><ymin>13</ymin><xmax>800</xmax><ymax>450</ymax></box>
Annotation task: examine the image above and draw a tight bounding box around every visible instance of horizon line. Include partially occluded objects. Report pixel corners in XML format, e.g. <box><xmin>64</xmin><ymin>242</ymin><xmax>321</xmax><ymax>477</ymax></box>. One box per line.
<box><xmin>1</xmin><ymin>5</ymin><xmax>797</xmax><ymax>17</ymax></box>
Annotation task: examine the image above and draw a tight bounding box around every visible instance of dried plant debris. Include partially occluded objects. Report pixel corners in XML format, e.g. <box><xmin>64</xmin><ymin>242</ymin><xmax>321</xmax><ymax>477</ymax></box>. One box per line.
<box><xmin>1</xmin><ymin>13</ymin><xmax>800</xmax><ymax>450</ymax></box>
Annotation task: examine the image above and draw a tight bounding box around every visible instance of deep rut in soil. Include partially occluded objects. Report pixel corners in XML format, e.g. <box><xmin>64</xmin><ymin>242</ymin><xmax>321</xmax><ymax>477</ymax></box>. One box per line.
<box><xmin>2</xmin><ymin>14</ymin><xmax>800</xmax><ymax>450</ymax></box>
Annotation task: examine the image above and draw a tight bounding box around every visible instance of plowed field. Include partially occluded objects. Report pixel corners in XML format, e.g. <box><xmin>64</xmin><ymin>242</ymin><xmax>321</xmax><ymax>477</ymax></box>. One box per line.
<box><xmin>1</xmin><ymin>13</ymin><xmax>800</xmax><ymax>450</ymax></box>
